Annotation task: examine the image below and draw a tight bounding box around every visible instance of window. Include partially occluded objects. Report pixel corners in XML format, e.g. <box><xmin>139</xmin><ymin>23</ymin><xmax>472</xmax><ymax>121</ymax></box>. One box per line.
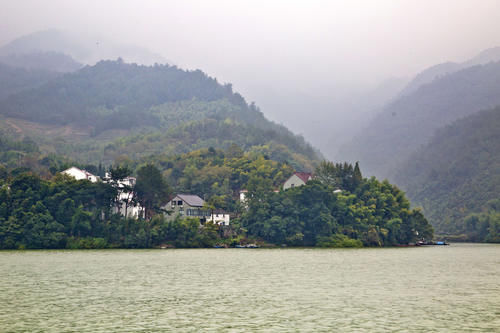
<box><xmin>178</xmin><ymin>200</ymin><xmax>183</xmax><ymax>206</ymax></box>
<box><xmin>291</xmin><ymin>184</ymin><xmax>295</xmax><ymax>187</ymax></box>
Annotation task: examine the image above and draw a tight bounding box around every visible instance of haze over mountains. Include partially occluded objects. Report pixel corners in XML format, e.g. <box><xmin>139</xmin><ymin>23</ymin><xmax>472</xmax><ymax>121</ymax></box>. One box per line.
<box><xmin>393</xmin><ymin>107</ymin><xmax>500</xmax><ymax>241</ymax></box>
<box><xmin>0</xmin><ymin>34</ymin><xmax>320</xmax><ymax>171</ymax></box>
<box><xmin>399</xmin><ymin>46</ymin><xmax>500</xmax><ymax>96</ymax></box>
<box><xmin>337</xmin><ymin>48</ymin><xmax>500</xmax><ymax>179</ymax></box>
<box><xmin>1</xmin><ymin>26</ymin><xmax>500</xmax><ymax>240</ymax></box>
<box><xmin>334</xmin><ymin>47</ymin><xmax>500</xmax><ymax>240</ymax></box>
<box><xmin>0</xmin><ymin>30</ymin><xmax>167</xmax><ymax>67</ymax></box>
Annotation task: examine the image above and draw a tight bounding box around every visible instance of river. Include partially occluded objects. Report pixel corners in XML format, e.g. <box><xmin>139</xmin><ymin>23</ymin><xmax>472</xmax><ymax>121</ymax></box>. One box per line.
<box><xmin>0</xmin><ymin>243</ymin><xmax>498</xmax><ymax>332</ymax></box>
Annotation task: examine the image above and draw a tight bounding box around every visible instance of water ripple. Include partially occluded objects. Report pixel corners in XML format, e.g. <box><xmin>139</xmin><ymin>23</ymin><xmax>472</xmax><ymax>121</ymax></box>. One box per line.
<box><xmin>0</xmin><ymin>244</ymin><xmax>499</xmax><ymax>332</ymax></box>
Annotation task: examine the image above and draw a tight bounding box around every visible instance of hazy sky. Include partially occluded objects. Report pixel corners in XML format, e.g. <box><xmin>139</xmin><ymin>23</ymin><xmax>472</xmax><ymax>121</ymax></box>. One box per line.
<box><xmin>1</xmin><ymin>0</ymin><xmax>500</xmax><ymax>153</ymax></box>
<box><xmin>2</xmin><ymin>1</ymin><xmax>500</xmax><ymax>85</ymax></box>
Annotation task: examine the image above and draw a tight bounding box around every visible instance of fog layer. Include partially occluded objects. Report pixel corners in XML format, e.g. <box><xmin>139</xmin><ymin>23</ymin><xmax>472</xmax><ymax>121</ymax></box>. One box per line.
<box><xmin>1</xmin><ymin>0</ymin><xmax>500</xmax><ymax>156</ymax></box>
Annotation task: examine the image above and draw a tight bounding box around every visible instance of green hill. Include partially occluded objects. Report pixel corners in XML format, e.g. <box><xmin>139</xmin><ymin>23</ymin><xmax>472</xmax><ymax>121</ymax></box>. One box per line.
<box><xmin>0</xmin><ymin>59</ymin><xmax>320</xmax><ymax>170</ymax></box>
<box><xmin>0</xmin><ymin>51</ymin><xmax>83</xmax><ymax>73</ymax></box>
<box><xmin>0</xmin><ymin>63</ymin><xmax>61</xmax><ymax>100</ymax></box>
<box><xmin>393</xmin><ymin>107</ymin><xmax>500</xmax><ymax>241</ymax></box>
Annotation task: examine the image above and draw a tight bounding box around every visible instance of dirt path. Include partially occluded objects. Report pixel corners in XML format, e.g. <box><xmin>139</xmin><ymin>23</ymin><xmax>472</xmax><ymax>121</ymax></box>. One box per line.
<box><xmin>4</xmin><ymin>118</ymin><xmax>24</xmax><ymax>135</ymax></box>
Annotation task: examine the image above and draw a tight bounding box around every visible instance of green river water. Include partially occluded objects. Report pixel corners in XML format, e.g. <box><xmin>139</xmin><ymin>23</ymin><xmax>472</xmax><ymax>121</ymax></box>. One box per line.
<box><xmin>0</xmin><ymin>243</ymin><xmax>498</xmax><ymax>332</ymax></box>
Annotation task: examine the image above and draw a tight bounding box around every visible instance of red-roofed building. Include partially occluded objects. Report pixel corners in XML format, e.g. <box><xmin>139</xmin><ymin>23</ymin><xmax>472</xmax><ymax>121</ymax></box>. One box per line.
<box><xmin>283</xmin><ymin>172</ymin><xmax>313</xmax><ymax>190</ymax></box>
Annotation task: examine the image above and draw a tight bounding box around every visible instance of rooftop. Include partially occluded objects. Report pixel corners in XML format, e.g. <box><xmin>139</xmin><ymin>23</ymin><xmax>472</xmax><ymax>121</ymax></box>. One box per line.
<box><xmin>175</xmin><ymin>194</ymin><xmax>205</xmax><ymax>207</ymax></box>
<box><xmin>293</xmin><ymin>172</ymin><xmax>313</xmax><ymax>183</ymax></box>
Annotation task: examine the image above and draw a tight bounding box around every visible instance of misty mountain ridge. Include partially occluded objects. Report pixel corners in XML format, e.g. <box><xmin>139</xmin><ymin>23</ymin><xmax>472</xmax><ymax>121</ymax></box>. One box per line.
<box><xmin>400</xmin><ymin>46</ymin><xmax>500</xmax><ymax>96</ymax></box>
<box><xmin>337</xmin><ymin>60</ymin><xmax>500</xmax><ymax>179</ymax></box>
<box><xmin>0</xmin><ymin>29</ymin><xmax>168</xmax><ymax>66</ymax></box>
<box><xmin>393</xmin><ymin>106</ymin><xmax>500</xmax><ymax>241</ymax></box>
<box><xmin>0</xmin><ymin>51</ymin><xmax>83</xmax><ymax>73</ymax></box>
<box><xmin>0</xmin><ymin>62</ymin><xmax>61</xmax><ymax>100</ymax></box>
<box><xmin>0</xmin><ymin>59</ymin><xmax>320</xmax><ymax>170</ymax></box>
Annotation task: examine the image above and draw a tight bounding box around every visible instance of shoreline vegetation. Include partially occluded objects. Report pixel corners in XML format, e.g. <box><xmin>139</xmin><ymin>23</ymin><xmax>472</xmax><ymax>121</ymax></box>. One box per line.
<box><xmin>0</xmin><ymin>150</ymin><xmax>436</xmax><ymax>250</ymax></box>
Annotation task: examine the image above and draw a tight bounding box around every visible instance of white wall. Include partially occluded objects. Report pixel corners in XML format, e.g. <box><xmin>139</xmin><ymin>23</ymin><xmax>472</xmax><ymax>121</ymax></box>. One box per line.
<box><xmin>283</xmin><ymin>174</ymin><xmax>306</xmax><ymax>190</ymax></box>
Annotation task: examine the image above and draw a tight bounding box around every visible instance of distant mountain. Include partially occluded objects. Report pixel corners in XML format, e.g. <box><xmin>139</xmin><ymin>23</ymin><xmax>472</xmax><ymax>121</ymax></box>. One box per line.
<box><xmin>337</xmin><ymin>61</ymin><xmax>500</xmax><ymax>179</ymax></box>
<box><xmin>0</xmin><ymin>63</ymin><xmax>60</xmax><ymax>100</ymax></box>
<box><xmin>266</xmin><ymin>76</ymin><xmax>409</xmax><ymax>160</ymax></box>
<box><xmin>0</xmin><ymin>60</ymin><xmax>320</xmax><ymax>170</ymax></box>
<box><xmin>393</xmin><ymin>107</ymin><xmax>500</xmax><ymax>241</ymax></box>
<box><xmin>400</xmin><ymin>47</ymin><xmax>500</xmax><ymax>96</ymax></box>
<box><xmin>0</xmin><ymin>29</ymin><xmax>168</xmax><ymax>66</ymax></box>
<box><xmin>0</xmin><ymin>51</ymin><xmax>83</xmax><ymax>73</ymax></box>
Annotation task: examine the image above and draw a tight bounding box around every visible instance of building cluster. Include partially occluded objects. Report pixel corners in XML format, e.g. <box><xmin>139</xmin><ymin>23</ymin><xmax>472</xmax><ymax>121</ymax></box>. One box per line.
<box><xmin>61</xmin><ymin>167</ymin><xmax>313</xmax><ymax>226</ymax></box>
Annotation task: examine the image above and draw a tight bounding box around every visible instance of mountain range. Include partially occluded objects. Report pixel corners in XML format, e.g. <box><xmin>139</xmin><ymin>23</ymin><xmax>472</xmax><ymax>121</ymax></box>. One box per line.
<box><xmin>393</xmin><ymin>106</ymin><xmax>500</xmax><ymax>241</ymax></box>
<box><xmin>1</xmin><ymin>29</ymin><xmax>499</xmax><ymax>240</ymax></box>
<box><xmin>337</xmin><ymin>58</ymin><xmax>500</xmax><ymax>180</ymax></box>
<box><xmin>0</xmin><ymin>58</ymin><xmax>320</xmax><ymax>171</ymax></box>
<box><xmin>0</xmin><ymin>29</ymin><xmax>167</xmax><ymax>66</ymax></box>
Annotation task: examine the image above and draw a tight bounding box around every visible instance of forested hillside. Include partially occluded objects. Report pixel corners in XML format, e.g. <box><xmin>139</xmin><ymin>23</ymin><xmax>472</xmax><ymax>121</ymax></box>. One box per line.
<box><xmin>394</xmin><ymin>107</ymin><xmax>500</xmax><ymax>242</ymax></box>
<box><xmin>0</xmin><ymin>51</ymin><xmax>82</xmax><ymax>73</ymax></box>
<box><xmin>0</xmin><ymin>63</ymin><xmax>60</xmax><ymax>100</ymax></box>
<box><xmin>0</xmin><ymin>59</ymin><xmax>320</xmax><ymax>170</ymax></box>
<box><xmin>0</xmin><ymin>152</ymin><xmax>433</xmax><ymax>249</ymax></box>
<box><xmin>399</xmin><ymin>46</ymin><xmax>500</xmax><ymax>96</ymax></box>
<box><xmin>337</xmin><ymin>61</ymin><xmax>500</xmax><ymax>179</ymax></box>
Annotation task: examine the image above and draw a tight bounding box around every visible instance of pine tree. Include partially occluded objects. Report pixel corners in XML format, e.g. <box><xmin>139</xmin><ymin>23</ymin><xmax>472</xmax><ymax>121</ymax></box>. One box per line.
<box><xmin>353</xmin><ymin>162</ymin><xmax>363</xmax><ymax>189</ymax></box>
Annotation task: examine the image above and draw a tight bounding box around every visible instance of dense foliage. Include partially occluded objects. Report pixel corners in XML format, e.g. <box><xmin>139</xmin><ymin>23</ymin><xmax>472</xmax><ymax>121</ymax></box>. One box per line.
<box><xmin>136</xmin><ymin>147</ymin><xmax>295</xmax><ymax>213</ymax></box>
<box><xmin>0</xmin><ymin>60</ymin><xmax>319</xmax><ymax>171</ymax></box>
<box><xmin>0</xmin><ymin>170</ymin><xmax>227</xmax><ymax>249</ymax></box>
<box><xmin>240</xmin><ymin>162</ymin><xmax>433</xmax><ymax>247</ymax></box>
<box><xmin>1</xmin><ymin>59</ymin><xmax>246</xmax><ymax>126</ymax></box>
<box><xmin>0</xmin><ymin>150</ymin><xmax>433</xmax><ymax>249</ymax></box>
<box><xmin>0</xmin><ymin>63</ymin><xmax>60</xmax><ymax>100</ymax></box>
<box><xmin>394</xmin><ymin>107</ymin><xmax>500</xmax><ymax>242</ymax></box>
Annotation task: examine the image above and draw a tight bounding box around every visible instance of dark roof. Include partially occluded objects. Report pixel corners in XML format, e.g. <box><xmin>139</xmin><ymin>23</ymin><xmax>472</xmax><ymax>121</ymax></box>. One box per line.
<box><xmin>294</xmin><ymin>172</ymin><xmax>313</xmax><ymax>183</ymax></box>
<box><xmin>175</xmin><ymin>194</ymin><xmax>205</xmax><ymax>207</ymax></box>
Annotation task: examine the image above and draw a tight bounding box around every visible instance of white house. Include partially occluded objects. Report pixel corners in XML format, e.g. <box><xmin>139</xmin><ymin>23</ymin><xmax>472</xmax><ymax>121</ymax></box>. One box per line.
<box><xmin>208</xmin><ymin>211</ymin><xmax>230</xmax><ymax>226</ymax></box>
<box><xmin>61</xmin><ymin>167</ymin><xmax>99</xmax><ymax>183</ymax></box>
<box><xmin>102</xmin><ymin>173</ymin><xmax>143</xmax><ymax>218</ymax></box>
<box><xmin>283</xmin><ymin>172</ymin><xmax>313</xmax><ymax>190</ymax></box>
<box><xmin>114</xmin><ymin>178</ymin><xmax>143</xmax><ymax>218</ymax></box>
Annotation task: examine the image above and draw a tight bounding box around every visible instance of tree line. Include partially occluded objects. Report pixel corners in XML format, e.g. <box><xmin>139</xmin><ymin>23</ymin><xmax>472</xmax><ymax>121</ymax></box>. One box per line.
<box><xmin>0</xmin><ymin>150</ymin><xmax>434</xmax><ymax>249</ymax></box>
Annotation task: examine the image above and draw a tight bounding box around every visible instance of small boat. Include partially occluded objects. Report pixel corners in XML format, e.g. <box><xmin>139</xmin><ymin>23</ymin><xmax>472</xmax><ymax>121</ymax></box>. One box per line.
<box><xmin>418</xmin><ymin>240</ymin><xmax>450</xmax><ymax>246</ymax></box>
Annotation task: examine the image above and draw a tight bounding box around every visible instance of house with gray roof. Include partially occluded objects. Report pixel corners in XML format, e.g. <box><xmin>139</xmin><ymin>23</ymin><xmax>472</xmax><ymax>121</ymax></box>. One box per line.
<box><xmin>164</xmin><ymin>194</ymin><xmax>211</xmax><ymax>222</ymax></box>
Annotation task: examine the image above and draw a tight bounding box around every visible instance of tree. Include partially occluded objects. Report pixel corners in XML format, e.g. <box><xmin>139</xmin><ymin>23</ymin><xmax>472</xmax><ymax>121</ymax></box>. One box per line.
<box><xmin>314</xmin><ymin>161</ymin><xmax>342</xmax><ymax>189</ymax></box>
<box><xmin>109</xmin><ymin>165</ymin><xmax>134</xmax><ymax>216</ymax></box>
<box><xmin>353</xmin><ymin>162</ymin><xmax>362</xmax><ymax>189</ymax></box>
<box><xmin>110</xmin><ymin>165</ymin><xmax>131</xmax><ymax>182</ymax></box>
<box><xmin>135</xmin><ymin>164</ymin><xmax>171</xmax><ymax>219</ymax></box>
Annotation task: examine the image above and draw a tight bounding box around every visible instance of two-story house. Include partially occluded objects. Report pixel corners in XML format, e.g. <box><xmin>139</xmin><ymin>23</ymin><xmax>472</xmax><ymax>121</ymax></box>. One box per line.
<box><xmin>164</xmin><ymin>194</ymin><xmax>211</xmax><ymax>222</ymax></box>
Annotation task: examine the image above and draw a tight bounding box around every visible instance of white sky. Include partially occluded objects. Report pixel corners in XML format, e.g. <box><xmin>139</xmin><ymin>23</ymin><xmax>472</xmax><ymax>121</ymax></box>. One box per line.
<box><xmin>1</xmin><ymin>0</ymin><xmax>500</xmax><ymax>151</ymax></box>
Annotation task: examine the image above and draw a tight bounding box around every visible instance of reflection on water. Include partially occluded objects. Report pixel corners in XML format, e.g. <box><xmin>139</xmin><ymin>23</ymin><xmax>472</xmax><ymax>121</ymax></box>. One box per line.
<box><xmin>0</xmin><ymin>243</ymin><xmax>499</xmax><ymax>332</ymax></box>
